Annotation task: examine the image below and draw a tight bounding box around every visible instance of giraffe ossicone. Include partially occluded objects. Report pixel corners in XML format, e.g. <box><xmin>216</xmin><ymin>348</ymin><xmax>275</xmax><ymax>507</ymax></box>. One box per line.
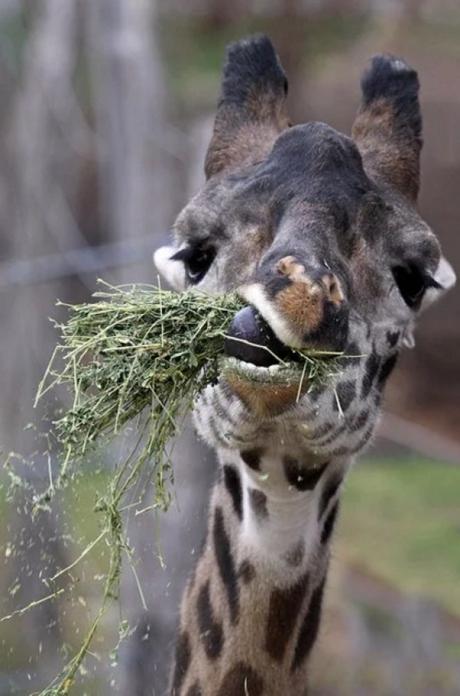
<box><xmin>155</xmin><ymin>35</ymin><xmax>455</xmax><ymax>696</ymax></box>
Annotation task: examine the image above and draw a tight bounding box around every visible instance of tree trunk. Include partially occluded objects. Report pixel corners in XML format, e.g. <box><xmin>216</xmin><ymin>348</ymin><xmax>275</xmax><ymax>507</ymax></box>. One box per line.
<box><xmin>0</xmin><ymin>0</ymin><xmax>84</xmax><ymax>688</ymax></box>
<box><xmin>86</xmin><ymin>0</ymin><xmax>173</xmax><ymax>284</ymax></box>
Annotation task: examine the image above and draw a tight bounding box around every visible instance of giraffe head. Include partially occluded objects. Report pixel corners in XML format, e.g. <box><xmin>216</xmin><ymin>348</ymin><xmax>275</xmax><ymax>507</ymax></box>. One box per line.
<box><xmin>155</xmin><ymin>36</ymin><xmax>455</xmax><ymax>460</ymax></box>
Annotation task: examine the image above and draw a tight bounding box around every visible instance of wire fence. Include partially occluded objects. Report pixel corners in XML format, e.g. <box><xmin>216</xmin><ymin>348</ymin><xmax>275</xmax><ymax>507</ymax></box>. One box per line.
<box><xmin>0</xmin><ymin>235</ymin><xmax>168</xmax><ymax>289</ymax></box>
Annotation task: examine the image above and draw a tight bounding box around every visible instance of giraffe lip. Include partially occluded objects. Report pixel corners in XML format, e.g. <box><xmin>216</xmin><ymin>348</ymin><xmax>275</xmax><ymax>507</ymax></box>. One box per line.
<box><xmin>221</xmin><ymin>356</ymin><xmax>305</xmax><ymax>385</ymax></box>
<box><xmin>224</xmin><ymin>305</ymin><xmax>301</xmax><ymax>367</ymax></box>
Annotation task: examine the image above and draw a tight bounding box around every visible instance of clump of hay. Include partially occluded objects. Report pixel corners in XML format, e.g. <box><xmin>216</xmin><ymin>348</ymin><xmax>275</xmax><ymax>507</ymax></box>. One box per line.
<box><xmin>38</xmin><ymin>280</ymin><xmax>337</xmax><ymax>496</ymax></box>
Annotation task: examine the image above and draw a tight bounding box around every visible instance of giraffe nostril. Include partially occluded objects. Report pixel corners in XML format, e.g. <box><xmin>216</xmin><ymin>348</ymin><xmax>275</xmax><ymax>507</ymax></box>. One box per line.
<box><xmin>321</xmin><ymin>273</ymin><xmax>345</xmax><ymax>306</ymax></box>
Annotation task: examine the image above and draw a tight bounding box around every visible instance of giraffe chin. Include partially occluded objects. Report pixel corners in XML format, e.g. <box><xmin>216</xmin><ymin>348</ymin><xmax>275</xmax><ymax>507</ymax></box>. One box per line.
<box><xmin>221</xmin><ymin>357</ymin><xmax>312</xmax><ymax>418</ymax></box>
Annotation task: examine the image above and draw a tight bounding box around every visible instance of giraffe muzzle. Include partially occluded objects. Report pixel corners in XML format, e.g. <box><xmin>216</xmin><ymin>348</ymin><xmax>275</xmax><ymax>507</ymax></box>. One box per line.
<box><xmin>231</xmin><ymin>258</ymin><xmax>350</xmax><ymax>366</ymax></box>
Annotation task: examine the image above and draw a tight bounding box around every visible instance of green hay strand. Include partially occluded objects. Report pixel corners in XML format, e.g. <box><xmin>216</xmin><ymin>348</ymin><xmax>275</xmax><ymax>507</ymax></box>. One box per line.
<box><xmin>37</xmin><ymin>281</ymin><xmax>337</xmax><ymax>497</ymax></box>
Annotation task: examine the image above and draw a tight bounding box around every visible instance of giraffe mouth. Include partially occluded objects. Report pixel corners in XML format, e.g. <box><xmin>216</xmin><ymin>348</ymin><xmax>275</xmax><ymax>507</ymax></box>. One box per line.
<box><xmin>222</xmin><ymin>305</ymin><xmax>339</xmax><ymax>387</ymax></box>
<box><xmin>222</xmin><ymin>306</ymin><xmax>308</xmax><ymax>385</ymax></box>
<box><xmin>223</xmin><ymin>305</ymin><xmax>302</xmax><ymax>368</ymax></box>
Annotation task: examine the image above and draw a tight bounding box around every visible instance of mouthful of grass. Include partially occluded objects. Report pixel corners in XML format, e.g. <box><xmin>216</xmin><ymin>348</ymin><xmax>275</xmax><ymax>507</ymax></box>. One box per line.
<box><xmin>37</xmin><ymin>281</ymin><xmax>340</xmax><ymax>504</ymax></box>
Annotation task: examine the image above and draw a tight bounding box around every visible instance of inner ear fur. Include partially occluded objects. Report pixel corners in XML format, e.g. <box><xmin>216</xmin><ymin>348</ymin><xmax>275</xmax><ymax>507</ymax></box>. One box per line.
<box><xmin>352</xmin><ymin>54</ymin><xmax>422</xmax><ymax>202</ymax></box>
<box><xmin>205</xmin><ymin>34</ymin><xmax>290</xmax><ymax>180</ymax></box>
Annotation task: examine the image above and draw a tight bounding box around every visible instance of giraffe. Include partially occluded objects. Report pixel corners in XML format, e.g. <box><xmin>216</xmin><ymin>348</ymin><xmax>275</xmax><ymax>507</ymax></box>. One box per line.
<box><xmin>154</xmin><ymin>35</ymin><xmax>455</xmax><ymax>696</ymax></box>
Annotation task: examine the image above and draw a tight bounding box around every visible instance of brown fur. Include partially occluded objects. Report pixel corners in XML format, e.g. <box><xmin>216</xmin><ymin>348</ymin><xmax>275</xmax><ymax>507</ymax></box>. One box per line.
<box><xmin>205</xmin><ymin>77</ymin><xmax>289</xmax><ymax>178</ymax></box>
<box><xmin>276</xmin><ymin>255</ymin><xmax>308</xmax><ymax>281</ymax></box>
<box><xmin>264</xmin><ymin>572</ymin><xmax>310</xmax><ymax>662</ymax></box>
<box><xmin>285</xmin><ymin>541</ymin><xmax>306</xmax><ymax>568</ymax></box>
<box><xmin>276</xmin><ymin>280</ymin><xmax>324</xmax><ymax>336</ymax></box>
<box><xmin>238</xmin><ymin>559</ymin><xmax>256</xmax><ymax>584</ymax></box>
<box><xmin>206</xmin><ymin>121</ymin><xmax>285</xmax><ymax>180</ymax></box>
<box><xmin>275</xmin><ymin>257</ymin><xmax>344</xmax><ymax>338</ymax></box>
<box><xmin>177</xmin><ymin>501</ymin><xmax>327</xmax><ymax>696</ymax></box>
<box><xmin>352</xmin><ymin>98</ymin><xmax>420</xmax><ymax>200</ymax></box>
<box><xmin>215</xmin><ymin>662</ymin><xmax>264</xmax><ymax>696</ymax></box>
<box><xmin>223</xmin><ymin>373</ymin><xmax>309</xmax><ymax>418</ymax></box>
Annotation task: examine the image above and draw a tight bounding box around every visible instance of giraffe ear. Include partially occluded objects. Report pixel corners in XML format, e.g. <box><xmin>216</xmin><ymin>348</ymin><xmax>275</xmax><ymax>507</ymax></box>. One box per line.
<box><xmin>352</xmin><ymin>55</ymin><xmax>422</xmax><ymax>202</ymax></box>
<box><xmin>204</xmin><ymin>34</ymin><xmax>290</xmax><ymax>180</ymax></box>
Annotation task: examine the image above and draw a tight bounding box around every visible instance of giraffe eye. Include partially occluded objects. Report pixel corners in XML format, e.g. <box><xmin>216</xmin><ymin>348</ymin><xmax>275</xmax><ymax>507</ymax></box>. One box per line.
<box><xmin>392</xmin><ymin>263</ymin><xmax>433</xmax><ymax>309</ymax></box>
<box><xmin>171</xmin><ymin>244</ymin><xmax>216</xmax><ymax>284</ymax></box>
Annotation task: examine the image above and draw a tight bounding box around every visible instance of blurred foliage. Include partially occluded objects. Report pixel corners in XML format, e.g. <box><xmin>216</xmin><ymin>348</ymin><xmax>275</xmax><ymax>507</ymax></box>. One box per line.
<box><xmin>159</xmin><ymin>12</ymin><xmax>369</xmax><ymax>112</ymax></box>
<box><xmin>0</xmin><ymin>8</ymin><xmax>28</xmax><ymax>79</ymax></box>
<box><xmin>339</xmin><ymin>457</ymin><xmax>460</xmax><ymax>615</ymax></box>
<box><xmin>0</xmin><ymin>470</ymin><xmax>112</xmax><ymax>694</ymax></box>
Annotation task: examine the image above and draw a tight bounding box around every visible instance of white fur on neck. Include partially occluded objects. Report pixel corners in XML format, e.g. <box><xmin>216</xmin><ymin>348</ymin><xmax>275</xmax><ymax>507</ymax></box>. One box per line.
<box><xmin>218</xmin><ymin>449</ymin><xmax>347</xmax><ymax>580</ymax></box>
<box><xmin>241</xmin><ymin>465</ymin><xmax>320</xmax><ymax>564</ymax></box>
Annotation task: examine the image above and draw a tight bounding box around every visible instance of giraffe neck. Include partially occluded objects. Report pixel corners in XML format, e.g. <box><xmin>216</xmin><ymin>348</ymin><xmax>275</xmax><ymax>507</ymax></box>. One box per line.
<box><xmin>171</xmin><ymin>446</ymin><xmax>349</xmax><ymax>696</ymax></box>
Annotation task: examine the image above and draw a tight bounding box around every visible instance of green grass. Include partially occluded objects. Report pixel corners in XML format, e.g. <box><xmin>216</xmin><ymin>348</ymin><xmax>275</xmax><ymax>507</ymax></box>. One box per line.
<box><xmin>0</xmin><ymin>470</ymin><xmax>113</xmax><ymax>695</ymax></box>
<box><xmin>338</xmin><ymin>457</ymin><xmax>460</xmax><ymax>616</ymax></box>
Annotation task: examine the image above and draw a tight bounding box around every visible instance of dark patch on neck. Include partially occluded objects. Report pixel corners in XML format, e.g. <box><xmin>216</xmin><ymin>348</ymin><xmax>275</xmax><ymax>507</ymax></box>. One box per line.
<box><xmin>265</xmin><ymin>572</ymin><xmax>310</xmax><ymax>662</ymax></box>
<box><xmin>352</xmin><ymin>424</ymin><xmax>375</xmax><ymax>453</ymax></box>
<box><xmin>215</xmin><ymin>389</ymin><xmax>238</xmax><ymax>426</ymax></box>
<box><xmin>240</xmin><ymin>448</ymin><xmax>263</xmax><ymax>470</ymax></box>
<box><xmin>216</xmin><ymin>662</ymin><xmax>264</xmax><ymax>696</ymax></box>
<box><xmin>352</xmin><ymin>409</ymin><xmax>369</xmax><ymax>432</ymax></box>
<box><xmin>283</xmin><ymin>458</ymin><xmax>328</xmax><ymax>491</ymax></box>
<box><xmin>333</xmin><ymin>380</ymin><xmax>356</xmax><ymax>413</ymax></box>
<box><xmin>309</xmin><ymin>386</ymin><xmax>323</xmax><ymax>402</ymax></box>
<box><xmin>386</xmin><ymin>330</ymin><xmax>400</xmax><ymax>348</ymax></box>
<box><xmin>346</xmin><ymin>340</ymin><xmax>361</xmax><ymax>356</ymax></box>
<box><xmin>186</xmin><ymin>683</ymin><xmax>203</xmax><ymax>696</ymax></box>
<box><xmin>223</xmin><ymin>464</ymin><xmax>243</xmax><ymax>520</ymax></box>
<box><xmin>172</xmin><ymin>631</ymin><xmax>191</xmax><ymax>694</ymax></box>
<box><xmin>314</xmin><ymin>423</ymin><xmax>347</xmax><ymax>448</ymax></box>
<box><xmin>361</xmin><ymin>350</ymin><xmax>380</xmax><ymax>398</ymax></box>
<box><xmin>318</xmin><ymin>473</ymin><xmax>343</xmax><ymax>520</ymax></box>
<box><xmin>377</xmin><ymin>353</ymin><xmax>398</xmax><ymax>386</ymax></box>
<box><xmin>209</xmin><ymin>416</ymin><xmax>230</xmax><ymax>449</ymax></box>
<box><xmin>291</xmin><ymin>577</ymin><xmax>326</xmax><ymax>672</ymax></box>
<box><xmin>248</xmin><ymin>488</ymin><xmax>268</xmax><ymax>520</ymax></box>
<box><xmin>309</xmin><ymin>422</ymin><xmax>335</xmax><ymax>440</ymax></box>
<box><xmin>331</xmin><ymin>423</ymin><xmax>375</xmax><ymax>457</ymax></box>
<box><xmin>213</xmin><ymin>506</ymin><xmax>239</xmax><ymax>624</ymax></box>
<box><xmin>196</xmin><ymin>581</ymin><xmax>224</xmax><ymax>660</ymax></box>
<box><xmin>238</xmin><ymin>559</ymin><xmax>256</xmax><ymax>584</ymax></box>
<box><xmin>321</xmin><ymin>500</ymin><xmax>340</xmax><ymax>545</ymax></box>
<box><xmin>285</xmin><ymin>540</ymin><xmax>305</xmax><ymax>567</ymax></box>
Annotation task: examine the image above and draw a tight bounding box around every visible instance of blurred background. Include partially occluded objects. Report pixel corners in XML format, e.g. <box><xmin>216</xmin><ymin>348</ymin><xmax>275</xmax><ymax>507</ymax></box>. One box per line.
<box><xmin>0</xmin><ymin>0</ymin><xmax>459</xmax><ymax>694</ymax></box>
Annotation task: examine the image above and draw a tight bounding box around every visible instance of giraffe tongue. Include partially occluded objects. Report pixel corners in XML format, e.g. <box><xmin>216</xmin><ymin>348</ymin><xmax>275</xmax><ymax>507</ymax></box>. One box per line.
<box><xmin>224</xmin><ymin>305</ymin><xmax>299</xmax><ymax>368</ymax></box>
